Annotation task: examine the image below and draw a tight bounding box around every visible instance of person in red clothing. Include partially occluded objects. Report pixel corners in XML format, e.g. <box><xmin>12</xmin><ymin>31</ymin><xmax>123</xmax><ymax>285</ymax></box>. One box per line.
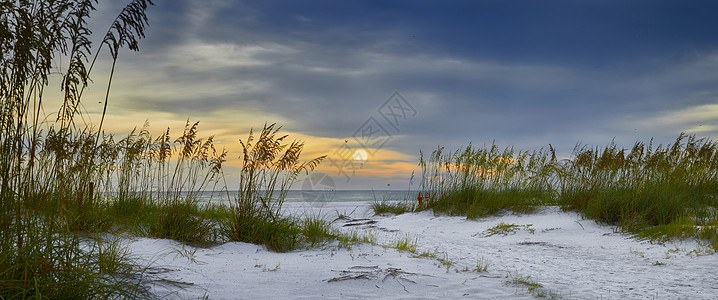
<box><xmin>417</xmin><ymin>193</ymin><xmax>441</xmax><ymax>206</ymax></box>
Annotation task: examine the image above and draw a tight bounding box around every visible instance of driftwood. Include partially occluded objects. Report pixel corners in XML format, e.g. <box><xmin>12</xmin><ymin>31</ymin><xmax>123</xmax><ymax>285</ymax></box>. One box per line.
<box><xmin>326</xmin><ymin>265</ymin><xmax>432</xmax><ymax>292</ymax></box>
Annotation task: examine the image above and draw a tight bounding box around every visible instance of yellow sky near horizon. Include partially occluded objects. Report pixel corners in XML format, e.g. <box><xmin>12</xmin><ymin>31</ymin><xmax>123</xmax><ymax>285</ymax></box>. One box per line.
<box><xmin>35</xmin><ymin>69</ymin><xmax>419</xmax><ymax>190</ymax></box>
<box><xmin>83</xmin><ymin>109</ymin><xmax>418</xmax><ymax>188</ymax></box>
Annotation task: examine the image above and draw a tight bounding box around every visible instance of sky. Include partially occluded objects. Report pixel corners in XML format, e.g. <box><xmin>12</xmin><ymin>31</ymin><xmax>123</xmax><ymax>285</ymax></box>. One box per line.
<box><xmin>74</xmin><ymin>0</ymin><xmax>718</xmax><ymax>190</ymax></box>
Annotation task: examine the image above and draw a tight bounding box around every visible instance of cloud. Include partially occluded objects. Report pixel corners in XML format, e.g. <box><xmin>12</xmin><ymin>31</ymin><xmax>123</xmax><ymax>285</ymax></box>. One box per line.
<box><xmin>79</xmin><ymin>0</ymin><xmax>718</xmax><ymax>188</ymax></box>
<box><xmin>621</xmin><ymin>104</ymin><xmax>718</xmax><ymax>138</ymax></box>
<box><xmin>656</xmin><ymin>104</ymin><xmax>718</xmax><ymax>124</ymax></box>
<box><xmin>166</xmin><ymin>41</ymin><xmax>284</xmax><ymax>69</ymax></box>
<box><xmin>686</xmin><ymin>124</ymin><xmax>718</xmax><ymax>134</ymax></box>
<box><xmin>601</xmin><ymin>51</ymin><xmax>718</xmax><ymax>143</ymax></box>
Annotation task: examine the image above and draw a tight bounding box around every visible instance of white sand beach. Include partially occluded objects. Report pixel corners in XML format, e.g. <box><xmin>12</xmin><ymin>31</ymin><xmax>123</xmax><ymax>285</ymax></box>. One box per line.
<box><xmin>127</xmin><ymin>202</ymin><xmax>718</xmax><ymax>299</ymax></box>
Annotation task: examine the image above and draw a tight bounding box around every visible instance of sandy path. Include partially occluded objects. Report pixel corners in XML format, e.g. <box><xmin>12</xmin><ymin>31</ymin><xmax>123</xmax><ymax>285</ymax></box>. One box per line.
<box><xmin>127</xmin><ymin>202</ymin><xmax>717</xmax><ymax>299</ymax></box>
<box><xmin>343</xmin><ymin>206</ymin><xmax>718</xmax><ymax>299</ymax></box>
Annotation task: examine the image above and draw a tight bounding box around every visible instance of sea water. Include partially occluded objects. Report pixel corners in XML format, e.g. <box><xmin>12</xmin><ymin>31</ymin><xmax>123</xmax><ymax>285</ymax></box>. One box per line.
<box><xmin>196</xmin><ymin>190</ymin><xmax>416</xmax><ymax>203</ymax></box>
<box><xmin>197</xmin><ymin>190</ymin><xmax>420</xmax><ymax>218</ymax></box>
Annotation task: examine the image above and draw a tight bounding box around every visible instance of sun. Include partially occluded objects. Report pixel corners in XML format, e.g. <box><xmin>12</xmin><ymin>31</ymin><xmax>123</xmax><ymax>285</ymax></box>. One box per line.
<box><xmin>352</xmin><ymin>149</ymin><xmax>368</xmax><ymax>161</ymax></box>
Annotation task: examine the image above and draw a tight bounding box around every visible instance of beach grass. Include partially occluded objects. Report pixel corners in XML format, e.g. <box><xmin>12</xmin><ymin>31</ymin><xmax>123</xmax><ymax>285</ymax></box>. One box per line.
<box><xmin>474</xmin><ymin>256</ymin><xmax>489</xmax><ymax>272</ymax></box>
<box><xmin>370</xmin><ymin>193</ymin><xmax>418</xmax><ymax>215</ymax></box>
<box><xmin>558</xmin><ymin>134</ymin><xmax>718</xmax><ymax>247</ymax></box>
<box><xmin>222</xmin><ymin>123</ymin><xmax>326</xmax><ymax>252</ymax></box>
<box><xmin>0</xmin><ymin>1</ymin><xmax>339</xmax><ymax>297</ymax></box>
<box><xmin>1</xmin><ymin>1</ymin><xmax>158</xmax><ymax>298</ymax></box>
<box><xmin>417</xmin><ymin>143</ymin><xmax>558</xmax><ymax>218</ymax></box>
<box><xmin>301</xmin><ymin>215</ymin><xmax>336</xmax><ymax>247</ymax></box>
<box><xmin>390</xmin><ymin>234</ymin><xmax>418</xmax><ymax>253</ymax></box>
<box><xmin>416</xmin><ymin>135</ymin><xmax>718</xmax><ymax>249</ymax></box>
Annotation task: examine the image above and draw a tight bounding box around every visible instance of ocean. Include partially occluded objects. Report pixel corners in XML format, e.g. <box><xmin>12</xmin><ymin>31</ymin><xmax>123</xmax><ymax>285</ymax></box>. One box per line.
<box><xmin>198</xmin><ymin>190</ymin><xmax>420</xmax><ymax>218</ymax></box>
<box><xmin>197</xmin><ymin>190</ymin><xmax>417</xmax><ymax>204</ymax></box>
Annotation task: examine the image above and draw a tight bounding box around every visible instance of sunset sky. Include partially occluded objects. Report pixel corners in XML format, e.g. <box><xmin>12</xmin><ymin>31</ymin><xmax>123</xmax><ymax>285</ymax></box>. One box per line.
<box><xmin>76</xmin><ymin>0</ymin><xmax>718</xmax><ymax>190</ymax></box>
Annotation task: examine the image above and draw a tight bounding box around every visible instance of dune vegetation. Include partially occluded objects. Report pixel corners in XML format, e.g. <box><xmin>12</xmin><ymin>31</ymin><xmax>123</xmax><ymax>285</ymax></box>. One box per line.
<box><xmin>0</xmin><ymin>1</ymin><xmax>336</xmax><ymax>298</ymax></box>
<box><xmin>1</xmin><ymin>1</ymin><xmax>158</xmax><ymax>297</ymax></box>
<box><xmin>414</xmin><ymin>135</ymin><xmax>718</xmax><ymax>249</ymax></box>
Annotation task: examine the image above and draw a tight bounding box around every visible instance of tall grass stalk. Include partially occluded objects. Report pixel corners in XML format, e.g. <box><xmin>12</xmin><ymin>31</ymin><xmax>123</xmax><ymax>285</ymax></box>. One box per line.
<box><xmin>224</xmin><ymin>123</ymin><xmax>326</xmax><ymax>252</ymax></box>
<box><xmin>1</xmin><ymin>1</ymin><xmax>154</xmax><ymax>297</ymax></box>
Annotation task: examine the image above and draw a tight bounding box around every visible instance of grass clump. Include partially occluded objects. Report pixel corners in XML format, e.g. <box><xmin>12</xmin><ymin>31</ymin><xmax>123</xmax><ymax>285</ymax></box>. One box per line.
<box><xmin>483</xmin><ymin>222</ymin><xmax>534</xmax><ymax>237</ymax></box>
<box><xmin>437</xmin><ymin>253</ymin><xmax>455</xmax><ymax>272</ymax></box>
<box><xmin>558</xmin><ymin>134</ymin><xmax>718</xmax><ymax>247</ymax></box>
<box><xmin>336</xmin><ymin>229</ymin><xmax>377</xmax><ymax>249</ymax></box>
<box><xmin>419</xmin><ymin>134</ymin><xmax>718</xmax><ymax>249</ymax></box>
<box><xmin>506</xmin><ymin>270</ymin><xmax>544</xmax><ymax>296</ymax></box>
<box><xmin>474</xmin><ymin>256</ymin><xmax>489</xmax><ymax>272</ymax></box>
<box><xmin>370</xmin><ymin>197</ymin><xmax>417</xmax><ymax>216</ymax></box>
<box><xmin>142</xmin><ymin>121</ymin><xmax>226</xmax><ymax>247</ymax></box>
<box><xmin>223</xmin><ymin>123</ymin><xmax>326</xmax><ymax>252</ymax></box>
<box><xmin>0</xmin><ymin>218</ymin><xmax>147</xmax><ymax>299</ymax></box>
<box><xmin>389</xmin><ymin>234</ymin><xmax>418</xmax><ymax>253</ymax></box>
<box><xmin>418</xmin><ymin>143</ymin><xmax>558</xmax><ymax>218</ymax></box>
<box><xmin>148</xmin><ymin>200</ymin><xmax>216</xmax><ymax>246</ymax></box>
<box><xmin>411</xmin><ymin>249</ymin><xmax>440</xmax><ymax>259</ymax></box>
<box><xmin>458</xmin><ymin>256</ymin><xmax>489</xmax><ymax>273</ymax></box>
<box><xmin>301</xmin><ymin>216</ymin><xmax>336</xmax><ymax>247</ymax></box>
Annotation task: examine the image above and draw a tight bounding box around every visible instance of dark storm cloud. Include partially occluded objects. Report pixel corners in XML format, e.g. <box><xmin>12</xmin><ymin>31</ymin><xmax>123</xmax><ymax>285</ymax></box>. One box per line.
<box><xmin>207</xmin><ymin>0</ymin><xmax>718</xmax><ymax>66</ymax></box>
